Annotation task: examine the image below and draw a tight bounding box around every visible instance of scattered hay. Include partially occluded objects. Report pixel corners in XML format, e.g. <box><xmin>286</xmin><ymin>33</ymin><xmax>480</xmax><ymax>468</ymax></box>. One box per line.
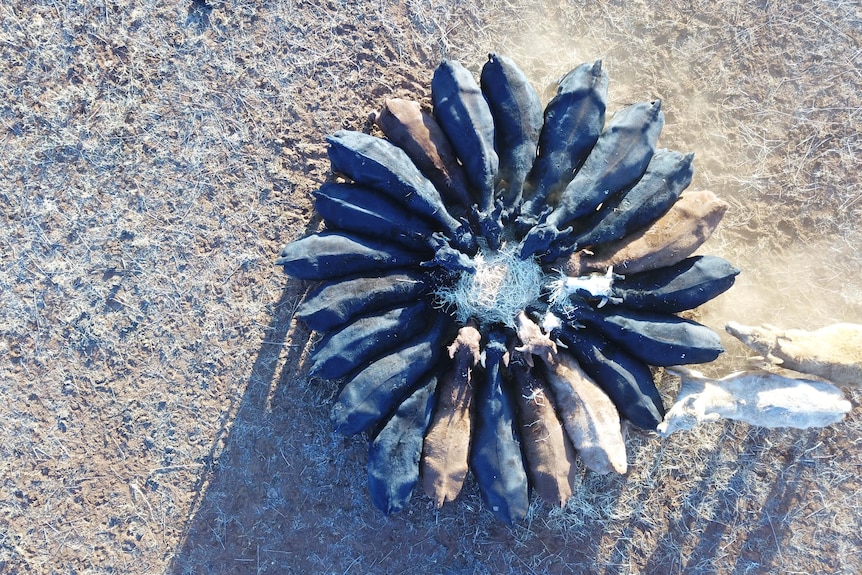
<box><xmin>434</xmin><ymin>244</ymin><xmax>544</xmax><ymax>328</ymax></box>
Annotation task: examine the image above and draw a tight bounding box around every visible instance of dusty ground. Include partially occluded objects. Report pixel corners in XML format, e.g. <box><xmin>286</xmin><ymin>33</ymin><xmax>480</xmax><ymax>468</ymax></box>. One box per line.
<box><xmin>1</xmin><ymin>1</ymin><xmax>861</xmax><ymax>573</ymax></box>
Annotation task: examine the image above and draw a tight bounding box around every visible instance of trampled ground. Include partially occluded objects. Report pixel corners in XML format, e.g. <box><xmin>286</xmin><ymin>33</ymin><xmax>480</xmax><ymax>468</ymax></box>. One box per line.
<box><xmin>1</xmin><ymin>1</ymin><xmax>861</xmax><ymax>573</ymax></box>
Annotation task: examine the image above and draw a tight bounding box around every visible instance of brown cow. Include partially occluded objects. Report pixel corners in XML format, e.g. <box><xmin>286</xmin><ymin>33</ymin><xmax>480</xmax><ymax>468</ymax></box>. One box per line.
<box><xmin>510</xmin><ymin>353</ymin><xmax>579</xmax><ymax>507</ymax></box>
<box><xmin>561</xmin><ymin>190</ymin><xmax>728</xmax><ymax>276</ymax></box>
<box><xmin>374</xmin><ymin>98</ymin><xmax>472</xmax><ymax>208</ymax></box>
<box><xmin>420</xmin><ymin>322</ymin><xmax>481</xmax><ymax>507</ymax></box>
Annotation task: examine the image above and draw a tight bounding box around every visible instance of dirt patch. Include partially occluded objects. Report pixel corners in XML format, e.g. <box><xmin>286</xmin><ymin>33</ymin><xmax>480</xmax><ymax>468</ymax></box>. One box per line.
<box><xmin>1</xmin><ymin>1</ymin><xmax>860</xmax><ymax>574</ymax></box>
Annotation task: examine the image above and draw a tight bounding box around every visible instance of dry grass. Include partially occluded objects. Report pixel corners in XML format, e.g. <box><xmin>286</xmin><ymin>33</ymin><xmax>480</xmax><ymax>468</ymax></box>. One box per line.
<box><xmin>1</xmin><ymin>1</ymin><xmax>860</xmax><ymax>573</ymax></box>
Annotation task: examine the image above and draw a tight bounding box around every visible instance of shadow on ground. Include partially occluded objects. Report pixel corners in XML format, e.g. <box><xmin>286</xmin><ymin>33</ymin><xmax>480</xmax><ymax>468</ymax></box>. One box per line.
<box><xmin>163</xmin><ymin>274</ymin><xmax>590</xmax><ymax>572</ymax></box>
<box><xmin>166</xmin><ymin>271</ymin><xmax>567</xmax><ymax>574</ymax></box>
<box><xmin>166</xmin><ymin>273</ymin><xmax>809</xmax><ymax>574</ymax></box>
<box><xmin>641</xmin><ymin>428</ymin><xmax>823</xmax><ymax>575</ymax></box>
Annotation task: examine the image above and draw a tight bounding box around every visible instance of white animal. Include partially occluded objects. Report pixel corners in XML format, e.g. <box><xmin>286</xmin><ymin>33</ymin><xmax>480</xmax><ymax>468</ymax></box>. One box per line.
<box><xmin>658</xmin><ymin>366</ymin><xmax>852</xmax><ymax>437</ymax></box>
<box><xmin>547</xmin><ymin>266</ymin><xmax>621</xmax><ymax>307</ymax></box>
<box><xmin>726</xmin><ymin>322</ymin><xmax>862</xmax><ymax>388</ymax></box>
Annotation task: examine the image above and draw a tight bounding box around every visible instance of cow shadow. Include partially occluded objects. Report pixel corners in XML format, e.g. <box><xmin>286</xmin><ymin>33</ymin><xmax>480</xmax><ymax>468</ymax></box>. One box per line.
<box><xmin>637</xmin><ymin>425</ymin><xmax>826</xmax><ymax>575</ymax></box>
<box><xmin>165</xmin><ymin>264</ymin><xmax>615</xmax><ymax>573</ymax></box>
<box><xmin>167</xmin><ymin>244</ymin><xmax>820</xmax><ymax>573</ymax></box>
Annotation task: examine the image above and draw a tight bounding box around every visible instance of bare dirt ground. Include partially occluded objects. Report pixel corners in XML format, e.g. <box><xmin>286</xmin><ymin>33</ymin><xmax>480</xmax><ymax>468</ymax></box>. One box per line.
<box><xmin>2</xmin><ymin>1</ymin><xmax>861</xmax><ymax>573</ymax></box>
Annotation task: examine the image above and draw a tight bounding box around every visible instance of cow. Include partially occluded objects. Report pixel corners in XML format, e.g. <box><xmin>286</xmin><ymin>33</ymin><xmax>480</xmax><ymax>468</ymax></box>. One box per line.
<box><xmin>726</xmin><ymin>322</ymin><xmax>862</xmax><ymax>388</ymax></box>
<box><xmin>561</xmin><ymin>190</ymin><xmax>728</xmax><ymax>277</ymax></box>
<box><xmin>658</xmin><ymin>366</ymin><xmax>851</xmax><ymax>437</ymax></box>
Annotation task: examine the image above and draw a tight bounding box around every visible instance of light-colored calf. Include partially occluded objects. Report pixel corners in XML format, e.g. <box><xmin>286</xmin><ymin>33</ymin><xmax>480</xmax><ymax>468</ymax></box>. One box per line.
<box><xmin>726</xmin><ymin>322</ymin><xmax>862</xmax><ymax>388</ymax></box>
<box><xmin>658</xmin><ymin>366</ymin><xmax>851</xmax><ymax>437</ymax></box>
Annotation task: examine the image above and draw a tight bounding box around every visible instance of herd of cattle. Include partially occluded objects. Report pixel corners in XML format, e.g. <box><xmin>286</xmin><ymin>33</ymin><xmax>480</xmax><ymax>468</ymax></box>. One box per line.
<box><xmin>276</xmin><ymin>54</ymin><xmax>859</xmax><ymax>523</ymax></box>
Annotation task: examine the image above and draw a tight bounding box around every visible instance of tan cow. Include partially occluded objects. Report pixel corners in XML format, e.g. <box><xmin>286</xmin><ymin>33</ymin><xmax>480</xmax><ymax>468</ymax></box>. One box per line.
<box><xmin>540</xmin><ymin>351</ymin><xmax>628</xmax><ymax>475</ymax></box>
<box><xmin>726</xmin><ymin>322</ymin><xmax>862</xmax><ymax>388</ymax></box>
<box><xmin>513</xmin><ymin>310</ymin><xmax>558</xmax><ymax>367</ymax></box>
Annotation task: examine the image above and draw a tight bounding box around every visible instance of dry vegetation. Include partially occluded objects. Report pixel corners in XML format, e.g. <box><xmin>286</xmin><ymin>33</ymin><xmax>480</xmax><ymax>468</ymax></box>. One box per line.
<box><xmin>1</xmin><ymin>1</ymin><xmax>860</xmax><ymax>573</ymax></box>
